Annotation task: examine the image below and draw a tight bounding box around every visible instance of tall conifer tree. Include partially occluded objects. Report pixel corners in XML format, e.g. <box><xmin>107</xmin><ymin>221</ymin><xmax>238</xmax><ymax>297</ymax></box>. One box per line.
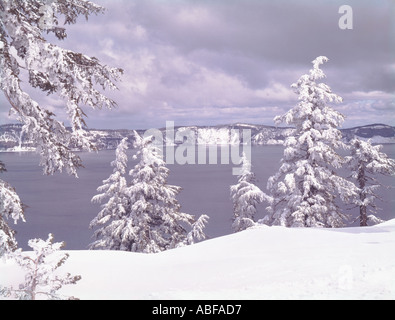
<box><xmin>230</xmin><ymin>153</ymin><xmax>264</xmax><ymax>232</ymax></box>
<box><xmin>264</xmin><ymin>56</ymin><xmax>357</xmax><ymax>227</ymax></box>
<box><xmin>346</xmin><ymin>138</ymin><xmax>395</xmax><ymax>226</ymax></box>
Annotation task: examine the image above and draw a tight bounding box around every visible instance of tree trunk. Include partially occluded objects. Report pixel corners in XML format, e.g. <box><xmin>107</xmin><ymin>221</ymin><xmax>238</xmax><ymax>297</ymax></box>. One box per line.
<box><xmin>358</xmin><ymin>164</ymin><xmax>368</xmax><ymax>226</ymax></box>
<box><xmin>360</xmin><ymin>204</ymin><xmax>368</xmax><ymax>226</ymax></box>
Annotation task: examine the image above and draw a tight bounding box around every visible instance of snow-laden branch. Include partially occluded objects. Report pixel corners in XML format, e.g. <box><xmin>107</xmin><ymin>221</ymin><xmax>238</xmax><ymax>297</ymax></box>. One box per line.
<box><xmin>0</xmin><ymin>0</ymin><xmax>123</xmax><ymax>176</ymax></box>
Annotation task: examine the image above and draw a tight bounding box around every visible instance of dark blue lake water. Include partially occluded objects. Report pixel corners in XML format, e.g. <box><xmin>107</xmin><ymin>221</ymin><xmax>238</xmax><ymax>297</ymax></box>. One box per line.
<box><xmin>1</xmin><ymin>145</ymin><xmax>394</xmax><ymax>251</ymax></box>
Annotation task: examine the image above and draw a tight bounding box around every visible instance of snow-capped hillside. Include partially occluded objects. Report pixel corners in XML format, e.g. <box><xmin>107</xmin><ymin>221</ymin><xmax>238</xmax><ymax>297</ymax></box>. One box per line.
<box><xmin>341</xmin><ymin>124</ymin><xmax>395</xmax><ymax>143</ymax></box>
<box><xmin>1</xmin><ymin>123</ymin><xmax>394</xmax><ymax>151</ymax></box>
<box><xmin>2</xmin><ymin>219</ymin><xmax>394</xmax><ymax>300</ymax></box>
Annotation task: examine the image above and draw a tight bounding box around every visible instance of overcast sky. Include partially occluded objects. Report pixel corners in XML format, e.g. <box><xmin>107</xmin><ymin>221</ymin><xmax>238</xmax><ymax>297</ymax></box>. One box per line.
<box><xmin>1</xmin><ymin>0</ymin><xmax>394</xmax><ymax>129</ymax></box>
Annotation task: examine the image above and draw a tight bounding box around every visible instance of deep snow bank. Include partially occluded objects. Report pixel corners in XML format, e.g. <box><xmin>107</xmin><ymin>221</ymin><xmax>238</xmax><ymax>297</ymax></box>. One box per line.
<box><xmin>1</xmin><ymin>219</ymin><xmax>395</xmax><ymax>299</ymax></box>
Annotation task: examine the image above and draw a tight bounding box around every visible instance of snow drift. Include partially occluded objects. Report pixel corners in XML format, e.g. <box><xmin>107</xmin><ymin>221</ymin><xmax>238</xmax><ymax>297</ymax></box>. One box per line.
<box><xmin>2</xmin><ymin>219</ymin><xmax>395</xmax><ymax>300</ymax></box>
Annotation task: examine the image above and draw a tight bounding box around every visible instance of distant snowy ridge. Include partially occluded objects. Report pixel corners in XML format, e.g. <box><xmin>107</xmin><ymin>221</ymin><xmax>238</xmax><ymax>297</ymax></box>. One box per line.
<box><xmin>1</xmin><ymin>123</ymin><xmax>394</xmax><ymax>151</ymax></box>
<box><xmin>341</xmin><ymin>124</ymin><xmax>395</xmax><ymax>144</ymax></box>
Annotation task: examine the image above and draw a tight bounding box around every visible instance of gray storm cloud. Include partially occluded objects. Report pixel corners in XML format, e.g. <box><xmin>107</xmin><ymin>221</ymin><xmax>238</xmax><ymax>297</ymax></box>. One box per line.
<box><xmin>0</xmin><ymin>0</ymin><xmax>393</xmax><ymax>129</ymax></box>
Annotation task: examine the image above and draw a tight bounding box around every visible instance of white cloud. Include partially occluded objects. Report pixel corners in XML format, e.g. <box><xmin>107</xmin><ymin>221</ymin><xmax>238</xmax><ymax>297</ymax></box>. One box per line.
<box><xmin>346</xmin><ymin>90</ymin><xmax>394</xmax><ymax>100</ymax></box>
<box><xmin>99</xmin><ymin>38</ymin><xmax>119</xmax><ymax>60</ymax></box>
<box><xmin>255</xmin><ymin>82</ymin><xmax>295</xmax><ymax>102</ymax></box>
<box><xmin>132</xmin><ymin>25</ymin><xmax>148</xmax><ymax>40</ymax></box>
<box><xmin>1</xmin><ymin>0</ymin><xmax>393</xmax><ymax>130</ymax></box>
<box><xmin>176</xmin><ymin>6</ymin><xmax>213</xmax><ymax>26</ymax></box>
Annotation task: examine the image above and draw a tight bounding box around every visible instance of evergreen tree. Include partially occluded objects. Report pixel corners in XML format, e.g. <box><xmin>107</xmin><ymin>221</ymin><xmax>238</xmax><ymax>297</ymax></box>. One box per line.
<box><xmin>89</xmin><ymin>134</ymin><xmax>209</xmax><ymax>253</ymax></box>
<box><xmin>345</xmin><ymin>138</ymin><xmax>395</xmax><ymax>226</ymax></box>
<box><xmin>185</xmin><ymin>214</ymin><xmax>210</xmax><ymax>245</ymax></box>
<box><xmin>0</xmin><ymin>0</ymin><xmax>121</xmax><ymax>256</ymax></box>
<box><xmin>0</xmin><ymin>0</ymin><xmax>123</xmax><ymax>177</ymax></box>
<box><xmin>230</xmin><ymin>153</ymin><xmax>264</xmax><ymax>232</ymax></box>
<box><xmin>0</xmin><ymin>161</ymin><xmax>24</xmax><ymax>257</ymax></box>
<box><xmin>263</xmin><ymin>56</ymin><xmax>358</xmax><ymax>228</ymax></box>
<box><xmin>89</xmin><ymin>137</ymin><xmax>130</xmax><ymax>250</ymax></box>
<box><xmin>0</xmin><ymin>234</ymin><xmax>81</xmax><ymax>300</ymax></box>
<box><xmin>0</xmin><ymin>1</ymin><xmax>120</xmax><ymax>297</ymax></box>
<box><xmin>127</xmin><ymin>134</ymin><xmax>207</xmax><ymax>253</ymax></box>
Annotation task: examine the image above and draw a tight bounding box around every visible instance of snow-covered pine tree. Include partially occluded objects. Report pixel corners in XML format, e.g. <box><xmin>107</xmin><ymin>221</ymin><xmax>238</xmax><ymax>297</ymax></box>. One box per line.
<box><xmin>89</xmin><ymin>137</ymin><xmax>130</xmax><ymax>250</ymax></box>
<box><xmin>126</xmin><ymin>134</ymin><xmax>208</xmax><ymax>253</ymax></box>
<box><xmin>263</xmin><ymin>56</ymin><xmax>358</xmax><ymax>228</ymax></box>
<box><xmin>345</xmin><ymin>138</ymin><xmax>395</xmax><ymax>226</ymax></box>
<box><xmin>90</xmin><ymin>134</ymin><xmax>208</xmax><ymax>253</ymax></box>
<box><xmin>0</xmin><ymin>161</ymin><xmax>24</xmax><ymax>257</ymax></box>
<box><xmin>1</xmin><ymin>234</ymin><xmax>81</xmax><ymax>300</ymax></box>
<box><xmin>0</xmin><ymin>0</ymin><xmax>123</xmax><ymax>177</ymax></box>
<box><xmin>0</xmin><ymin>0</ymin><xmax>120</xmax><ymax>294</ymax></box>
<box><xmin>230</xmin><ymin>152</ymin><xmax>264</xmax><ymax>232</ymax></box>
<box><xmin>185</xmin><ymin>214</ymin><xmax>210</xmax><ymax>246</ymax></box>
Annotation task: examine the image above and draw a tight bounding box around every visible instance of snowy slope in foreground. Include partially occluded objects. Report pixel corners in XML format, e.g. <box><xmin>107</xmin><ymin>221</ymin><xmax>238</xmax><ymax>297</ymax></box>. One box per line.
<box><xmin>2</xmin><ymin>220</ymin><xmax>395</xmax><ymax>300</ymax></box>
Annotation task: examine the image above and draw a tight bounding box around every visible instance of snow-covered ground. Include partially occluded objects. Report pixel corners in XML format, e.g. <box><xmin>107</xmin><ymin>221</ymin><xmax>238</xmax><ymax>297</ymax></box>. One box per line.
<box><xmin>1</xmin><ymin>219</ymin><xmax>395</xmax><ymax>300</ymax></box>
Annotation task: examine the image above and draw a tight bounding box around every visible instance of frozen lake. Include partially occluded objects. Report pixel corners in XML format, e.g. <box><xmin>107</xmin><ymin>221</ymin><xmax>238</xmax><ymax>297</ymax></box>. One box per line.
<box><xmin>1</xmin><ymin>145</ymin><xmax>394</xmax><ymax>251</ymax></box>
